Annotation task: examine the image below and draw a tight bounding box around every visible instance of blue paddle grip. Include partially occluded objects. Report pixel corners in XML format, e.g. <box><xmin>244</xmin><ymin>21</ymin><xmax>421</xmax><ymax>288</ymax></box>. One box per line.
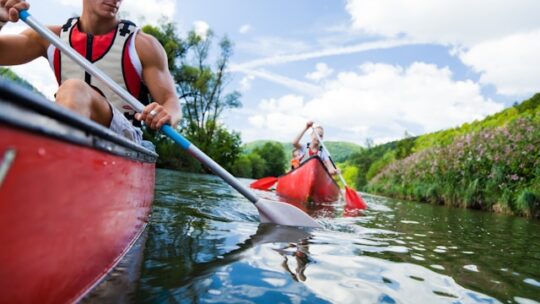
<box><xmin>161</xmin><ymin>124</ymin><xmax>191</xmax><ymax>150</ymax></box>
<box><xmin>19</xmin><ymin>10</ymin><xmax>30</xmax><ymax>21</ymax></box>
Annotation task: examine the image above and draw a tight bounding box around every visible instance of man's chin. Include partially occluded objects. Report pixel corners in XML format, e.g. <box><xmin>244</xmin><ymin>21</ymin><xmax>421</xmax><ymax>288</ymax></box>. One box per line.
<box><xmin>98</xmin><ymin>10</ymin><xmax>119</xmax><ymax>19</ymax></box>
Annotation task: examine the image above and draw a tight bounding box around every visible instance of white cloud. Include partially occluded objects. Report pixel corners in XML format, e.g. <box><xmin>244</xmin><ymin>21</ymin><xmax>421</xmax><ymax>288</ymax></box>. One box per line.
<box><xmin>239</xmin><ymin>75</ymin><xmax>255</xmax><ymax>92</ymax></box>
<box><xmin>235</xmin><ymin>68</ymin><xmax>322</xmax><ymax>97</ymax></box>
<box><xmin>239</xmin><ymin>62</ymin><xmax>503</xmax><ymax>144</ymax></box>
<box><xmin>236</xmin><ymin>36</ymin><xmax>313</xmax><ymax>58</ymax></box>
<box><xmin>246</xmin><ymin>95</ymin><xmax>308</xmax><ymax>142</ymax></box>
<box><xmin>55</xmin><ymin>0</ymin><xmax>79</xmax><ymax>6</ymax></box>
<box><xmin>122</xmin><ymin>0</ymin><xmax>175</xmax><ymax>23</ymax></box>
<box><xmin>248</xmin><ymin>115</ymin><xmax>265</xmax><ymax>128</ymax></box>
<box><xmin>54</xmin><ymin>0</ymin><xmax>176</xmax><ymax>24</ymax></box>
<box><xmin>345</xmin><ymin>0</ymin><xmax>540</xmax><ymax>96</ymax></box>
<box><xmin>459</xmin><ymin>30</ymin><xmax>540</xmax><ymax>95</ymax></box>
<box><xmin>232</xmin><ymin>38</ymin><xmax>416</xmax><ymax>70</ymax></box>
<box><xmin>346</xmin><ymin>0</ymin><xmax>540</xmax><ymax>46</ymax></box>
<box><xmin>239</xmin><ymin>24</ymin><xmax>252</xmax><ymax>34</ymax></box>
<box><xmin>305</xmin><ymin>63</ymin><xmax>334</xmax><ymax>82</ymax></box>
<box><xmin>193</xmin><ymin>21</ymin><xmax>210</xmax><ymax>40</ymax></box>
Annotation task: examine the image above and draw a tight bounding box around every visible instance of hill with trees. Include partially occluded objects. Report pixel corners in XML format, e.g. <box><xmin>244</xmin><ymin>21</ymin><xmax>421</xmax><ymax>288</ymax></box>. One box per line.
<box><xmin>244</xmin><ymin>140</ymin><xmax>363</xmax><ymax>162</ymax></box>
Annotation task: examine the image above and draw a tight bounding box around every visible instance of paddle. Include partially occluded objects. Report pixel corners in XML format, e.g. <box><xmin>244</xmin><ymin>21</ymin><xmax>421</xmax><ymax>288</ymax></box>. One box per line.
<box><xmin>250</xmin><ymin>176</ymin><xmax>278</xmax><ymax>190</ymax></box>
<box><xmin>312</xmin><ymin>127</ymin><xmax>367</xmax><ymax>210</ymax></box>
<box><xmin>19</xmin><ymin>10</ymin><xmax>320</xmax><ymax>228</ymax></box>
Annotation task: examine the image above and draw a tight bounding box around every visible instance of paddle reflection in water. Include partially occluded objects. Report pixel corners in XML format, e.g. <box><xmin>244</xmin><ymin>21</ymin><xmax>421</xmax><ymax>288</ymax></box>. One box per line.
<box><xmin>175</xmin><ymin>224</ymin><xmax>313</xmax><ymax>287</ymax></box>
<box><xmin>275</xmin><ymin>238</ymin><xmax>311</xmax><ymax>282</ymax></box>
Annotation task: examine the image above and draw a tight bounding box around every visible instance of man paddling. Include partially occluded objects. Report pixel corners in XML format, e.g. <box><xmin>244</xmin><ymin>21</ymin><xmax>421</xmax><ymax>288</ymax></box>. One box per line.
<box><xmin>0</xmin><ymin>0</ymin><xmax>181</xmax><ymax>145</ymax></box>
<box><xmin>292</xmin><ymin>121</ymin><xmax>339</xmax><ymax>175</ymax></box>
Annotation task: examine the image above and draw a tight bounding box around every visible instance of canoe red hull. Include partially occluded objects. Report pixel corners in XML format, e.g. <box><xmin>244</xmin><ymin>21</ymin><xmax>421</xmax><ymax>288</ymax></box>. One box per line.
<box><xmin>276</xmin><ymin>156</ymin><xmax>340</xmax><ymax>203</ymax></box>
<box><xmin>0</xmin><ymin>126</ymin><xmax>155</xmax><ymax>303</ymax></box>
<box><xmin>0</xmin><ymin>76</ymin><xmax>158</xmax><ymax>304</ymax></box>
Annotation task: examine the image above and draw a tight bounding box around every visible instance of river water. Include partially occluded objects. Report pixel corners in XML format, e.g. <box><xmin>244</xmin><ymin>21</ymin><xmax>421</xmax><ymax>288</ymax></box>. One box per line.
<box><xmin>134</xmin><ymin>169</ymin><xmax>540</xmax><ymax>303</ymax></box>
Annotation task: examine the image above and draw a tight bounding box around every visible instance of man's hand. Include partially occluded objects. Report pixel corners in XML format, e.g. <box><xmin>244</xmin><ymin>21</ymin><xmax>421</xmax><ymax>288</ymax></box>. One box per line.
<box><xmin>328</xmin><ymin>168</ymin><xmax>340</xmax><ymax>176</ymax></box>
<box><xmin>0</xmin><ymin>0</ymin><xmax>30</xmax><ymax>23</ymax></box>
<box><xmin>305</xmin><ymin>120</ymin><xmax>313</xmax><ymax>130</ymax></box>
<box><xmin>135</xmin><ymin>102</ymin><xmax>180</xmax><ymax>130</ymax></box>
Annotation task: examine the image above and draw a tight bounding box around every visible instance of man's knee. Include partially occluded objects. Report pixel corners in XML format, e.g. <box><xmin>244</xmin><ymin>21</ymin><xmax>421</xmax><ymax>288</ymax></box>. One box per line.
<box><xmin>55</xmin><ymin>79</ymin><xmax>93</xmax><ymax>108</ymax></box>
<box><xmin>56</xmin><ymin>80</ymin><xmax>112</xmax><ymax>126</ymax></box>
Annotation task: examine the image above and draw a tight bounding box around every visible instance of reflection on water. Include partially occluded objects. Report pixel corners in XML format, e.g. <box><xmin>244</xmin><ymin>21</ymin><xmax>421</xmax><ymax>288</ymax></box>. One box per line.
<box><xmin>135</xmin><ymin>170</ymin><xmax>540</xmax><ymax>303</ymax></box>
<box><xmin>275</xmin><ymin>238</ymin><xmax>312</xmax><ymax>283</ymax></box>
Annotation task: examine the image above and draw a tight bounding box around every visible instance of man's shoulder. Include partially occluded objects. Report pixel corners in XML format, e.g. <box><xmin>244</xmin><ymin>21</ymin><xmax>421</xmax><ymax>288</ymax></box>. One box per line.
<box><xmin>134</xmin><ymin>31</ymin><xmax>164</xmax><ymax>59</ymax></box>
<box><xmin>135</xmin><ymin>31</ymin><xmax>161</xmax><ymax>49</ymax></box>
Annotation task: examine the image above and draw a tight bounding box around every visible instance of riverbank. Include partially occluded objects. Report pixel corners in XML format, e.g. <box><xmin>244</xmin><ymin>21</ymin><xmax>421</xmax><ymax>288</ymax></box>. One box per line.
<box><xmin>367</xmin><ymin>116</ymin><xmax>540</xmax><ymax>219</ymax></box>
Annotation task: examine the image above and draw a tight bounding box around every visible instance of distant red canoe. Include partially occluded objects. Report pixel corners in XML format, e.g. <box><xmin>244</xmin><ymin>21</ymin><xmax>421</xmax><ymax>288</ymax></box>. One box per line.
<box><xmin>276</xmin><ymin>156</ymin><xmax>340</xmax><ymax>203</ymax></box>
<box><xmin>0</xmin><ymin>81</ymin><xmax>157</xmax><ymax>303</ymax></box>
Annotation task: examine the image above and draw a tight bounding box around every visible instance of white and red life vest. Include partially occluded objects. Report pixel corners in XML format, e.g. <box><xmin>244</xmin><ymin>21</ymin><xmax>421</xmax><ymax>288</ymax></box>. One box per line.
<box><xmin>306</xmin><ymin>142</ymin><xmax>322</xmax><ymax>157</ymax></box>
<box><xmin>47</xmin><ymin>17</ymin><xmax>150</xmax><ymax>125</ymax></box>
<box><xmin>302</xmin><ymin>142</ymin><xmax>330</xmax><ymax>162</ymax></box>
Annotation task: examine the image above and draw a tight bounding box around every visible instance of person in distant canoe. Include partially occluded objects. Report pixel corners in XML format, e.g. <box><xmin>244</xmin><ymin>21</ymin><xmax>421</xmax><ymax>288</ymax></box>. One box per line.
<box><xmin>292</xmin><ymin>121</ymin><xmax>339</xmax><ymax>175</ymax></box>
<box><xmin>0</xmin><ymin>0</ymin><xmax>181</xmax><ymax>146</ymax></box>
<box><xmin>290</xmin><ymin>148</ymin><xmax>304</xmax><ymax>170</ymax></box>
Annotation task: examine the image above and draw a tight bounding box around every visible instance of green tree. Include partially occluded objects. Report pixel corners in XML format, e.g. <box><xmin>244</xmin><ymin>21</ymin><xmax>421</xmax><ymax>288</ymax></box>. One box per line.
<box><xmin>176</xmin><ymin>31</ymin><xmax>241</xmax><ymax>153</ymax></box>
<box><xmin>341</xmin><ymin>163</ymin><xmax>359</xmax><ymax>188</ymax></box>
<box><xmin>204</xmin><ymin>122</ymin><xmax>242</xmax><ymax>172</ymax></box>
<box><xmin>366</xmin><ymin>151</ymin><xmax>396</xmax><ymax>180</ymax></box>
<box><xmin>253</xmin><ymin>142</ymin><xmax>286</xmax><ymax>177</ymax></box>
<box><xmin>248</xmin><ymin>153</ymin><xmax>266</xmax><ymax>179</ymax></box>
<box><xmin>231</xmin><ymin>154</ymin><xmax>252</xmax><ymax>177</ymax></box>
<box><xmin>142</xmin><ymin>22</ymin><xmax>242</xmax><ymax>172</ymax></box>
<box><xmin>395</xmin><ymin>131</ymin><xmax>416</xmax><ymax>159</ymax></box>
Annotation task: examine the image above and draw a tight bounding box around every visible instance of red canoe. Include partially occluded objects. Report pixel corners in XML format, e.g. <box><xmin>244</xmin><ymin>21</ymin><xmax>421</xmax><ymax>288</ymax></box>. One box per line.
<box><xmin>276</xmin><ymin>156</ymin><xmax>340</xmax><ymax>203</ymax></box>
<box><xmin>0</xmin><ymin>81</ymin><xmax>156</xmax><ymax>303</ymax></box>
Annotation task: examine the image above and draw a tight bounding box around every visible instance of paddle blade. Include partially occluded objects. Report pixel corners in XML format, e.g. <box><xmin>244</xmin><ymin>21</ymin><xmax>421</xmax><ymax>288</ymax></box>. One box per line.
<box><xmin>345</xmin><ymin>186</ymin><xmax>367</xmax><ymax>210</ymax></box>
<box><xmin>250</xmin><ymin>177</ymin><xmax>278</xmax><ymax>190</ymax></box>
<box><xmin>256</xmin><ymin>200</ymin><xmax>321</xmax><ymax>228</ymax></box>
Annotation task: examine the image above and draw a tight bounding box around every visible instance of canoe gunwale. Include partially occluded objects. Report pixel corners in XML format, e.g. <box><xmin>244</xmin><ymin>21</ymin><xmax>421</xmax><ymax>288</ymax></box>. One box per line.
<box><xmin>0</xmin><ymin>80</ymin><xmax>157</xmax><ymax>163</ymax></box>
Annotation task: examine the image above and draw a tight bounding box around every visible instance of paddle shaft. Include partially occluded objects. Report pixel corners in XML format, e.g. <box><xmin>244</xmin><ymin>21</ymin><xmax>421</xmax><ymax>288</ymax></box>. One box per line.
<box><xmin>312</xmin><ymin>128</ymin><xmax>348</xmax><ymax>187</ymax></box>
<box><xmin>19</xmin><ymin>11</ymin><xmax>260</xmax><ymax>204</ymax></box>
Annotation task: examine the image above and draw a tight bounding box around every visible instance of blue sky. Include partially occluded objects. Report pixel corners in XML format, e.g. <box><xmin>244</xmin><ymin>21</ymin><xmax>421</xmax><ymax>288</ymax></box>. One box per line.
<box><xmin>4</xmin><ymin>0</ymin><xmax>540</xmax><ymax>145</ymax></box>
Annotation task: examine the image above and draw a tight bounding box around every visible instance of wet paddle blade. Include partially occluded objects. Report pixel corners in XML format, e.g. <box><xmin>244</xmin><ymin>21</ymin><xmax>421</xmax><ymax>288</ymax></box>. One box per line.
<box><xmin>250</xmin><ymin>177</ymin><xmax>278</xmax><ymax>190</ymax></box>
<box><xmin>345</xmin><ymin>186</ymin><xmax>367</xmax><ymax>210</ymax></box>
<box><xmin>256</xmin><ymin>200</ymin><xmax>321</xmax><ymax>228</ymax></box>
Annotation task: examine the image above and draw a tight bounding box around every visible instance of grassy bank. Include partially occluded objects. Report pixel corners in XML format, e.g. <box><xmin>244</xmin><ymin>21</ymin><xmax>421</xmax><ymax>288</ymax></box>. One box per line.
<box><xmin>368</xmin><ymin>115</ymin><xmax>540</xmax><ymax>218</ymax></box>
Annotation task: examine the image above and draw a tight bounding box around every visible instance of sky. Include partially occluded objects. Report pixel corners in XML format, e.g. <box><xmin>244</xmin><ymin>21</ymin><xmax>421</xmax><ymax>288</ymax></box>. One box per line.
<box><xmin>3</xmin><ymin>0</ymin><xmax>540</xmax><ymax>145</ymax></box>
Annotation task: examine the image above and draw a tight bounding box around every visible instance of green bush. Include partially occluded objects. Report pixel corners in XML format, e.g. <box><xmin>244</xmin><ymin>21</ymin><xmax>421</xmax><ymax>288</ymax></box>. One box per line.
<box><xmin>366</xmin><ymin>151</ymin><xmax>395</xmax><ymax>181</ymax></box>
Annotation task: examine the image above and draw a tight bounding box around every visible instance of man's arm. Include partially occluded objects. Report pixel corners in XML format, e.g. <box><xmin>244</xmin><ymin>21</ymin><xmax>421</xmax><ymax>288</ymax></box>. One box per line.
<box><xmin>0</xmin><ymin>2</ymin><xmax>57</xmax><ymax>65</ymax></box>
<box><xmin>293</xmin><ymin>121</ymin><xmax>313</xmax><ymax>149</ymax></box>
<box><xmin>324</xmin><ymin>159</ymin><xmax>338</xmax><ymax>176</ymax></box>
<box><xmin>134</xmin><ymin>32</ymin><xmax>181</xmax><ymax>130</ymax></box>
